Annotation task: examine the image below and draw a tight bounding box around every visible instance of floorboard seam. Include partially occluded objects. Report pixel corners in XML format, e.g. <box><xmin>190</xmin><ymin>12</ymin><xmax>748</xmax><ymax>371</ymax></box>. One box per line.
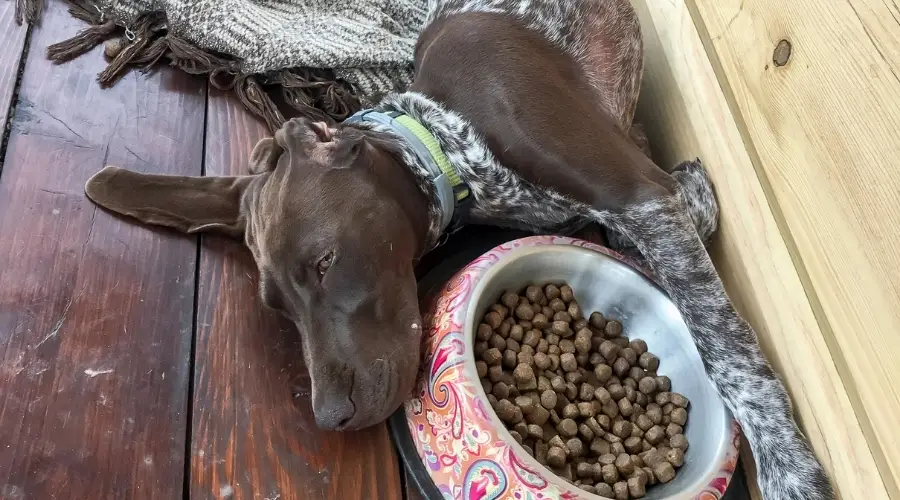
<box><xmin>0</xmin><ymin>23</ymin><xmax>33</xmax><ymax>180</ymax></box>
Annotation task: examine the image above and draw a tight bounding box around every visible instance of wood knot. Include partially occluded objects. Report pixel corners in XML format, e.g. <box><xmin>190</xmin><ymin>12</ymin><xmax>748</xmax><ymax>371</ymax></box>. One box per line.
<box><xmin>773</xmin><ymin>39</ymin><xmax>792</xmax><ymax>67</ymax></box>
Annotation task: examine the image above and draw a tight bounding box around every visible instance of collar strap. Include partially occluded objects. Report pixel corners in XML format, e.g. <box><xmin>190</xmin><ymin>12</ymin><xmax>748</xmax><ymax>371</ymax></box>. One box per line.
<box><xmin>343</xmin><ymin>109</ymin><xmax>469</xmax><ymax>233</ymax></box>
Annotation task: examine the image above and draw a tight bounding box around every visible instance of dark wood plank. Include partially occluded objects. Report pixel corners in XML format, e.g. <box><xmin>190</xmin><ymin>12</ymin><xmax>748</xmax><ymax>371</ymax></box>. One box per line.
<box><xmin>190</xmin><ymin>87</ymin><xmax>403</xmax><ymax>499</ymax></box>
<box><xmin>0</xmin><ymin>1</ymin><xmax>207</xmax><ymax>498</ymax></box>
<box><xmin>0</xmin><ymin>2</ymin><xmax>29</xmax><ymax>136</ymax></box>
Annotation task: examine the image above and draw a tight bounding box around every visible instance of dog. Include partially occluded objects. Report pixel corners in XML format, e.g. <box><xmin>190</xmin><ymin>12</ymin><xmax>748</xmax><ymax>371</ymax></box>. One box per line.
<box><xmin>83</xmin><ymin>0</ymin><xmax>833</xmax><ymax>497</ymax></box>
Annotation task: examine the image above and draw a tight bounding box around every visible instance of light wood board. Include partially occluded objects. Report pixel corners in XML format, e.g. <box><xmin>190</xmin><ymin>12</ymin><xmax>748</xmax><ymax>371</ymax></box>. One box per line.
<box><xmin>684</xmin><ymin>0</ymin><xmax>900</xmax><ymax>496</ymax></box>
<box><xmin>629</xmin><ymin>0</ymin><xmax>891</xmax><ymax>497</ymax></box>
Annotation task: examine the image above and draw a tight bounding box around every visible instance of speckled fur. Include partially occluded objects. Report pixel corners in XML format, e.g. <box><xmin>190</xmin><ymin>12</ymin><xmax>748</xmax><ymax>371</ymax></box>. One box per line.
<box><xmin>364</xmin><ymin>0</ymin><xmax>834</xmax><ymax>497</ymax></box>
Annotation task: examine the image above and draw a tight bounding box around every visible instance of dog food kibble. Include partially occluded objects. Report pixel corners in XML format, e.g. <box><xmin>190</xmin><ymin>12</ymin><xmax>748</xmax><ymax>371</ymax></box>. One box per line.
<box><xmin>475</xmin><ymin>282</ymin><xmax>691</xmax><ymax>498</ymax></box>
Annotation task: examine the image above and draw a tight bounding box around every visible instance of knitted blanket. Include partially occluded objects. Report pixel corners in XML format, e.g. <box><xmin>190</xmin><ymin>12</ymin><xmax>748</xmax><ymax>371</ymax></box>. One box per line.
<box><xmin>15</xmin><ymin>0</ymin><xmax>426</xmax><ymax>130</ymax></box>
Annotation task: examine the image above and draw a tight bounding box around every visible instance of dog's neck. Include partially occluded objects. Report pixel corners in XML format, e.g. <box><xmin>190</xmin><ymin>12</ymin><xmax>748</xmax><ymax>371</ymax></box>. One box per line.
<box><xmin>366</xmin><ymin>91</ymin><xmax>588</xmax><ymax>249</ymax></box>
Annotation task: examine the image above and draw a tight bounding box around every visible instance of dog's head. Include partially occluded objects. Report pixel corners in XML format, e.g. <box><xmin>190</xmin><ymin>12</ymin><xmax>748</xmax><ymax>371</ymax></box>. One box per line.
<box><xmin>85</xmin><ymin>117</ymin><xmax>429</xmax><ymax>430</ymax></box>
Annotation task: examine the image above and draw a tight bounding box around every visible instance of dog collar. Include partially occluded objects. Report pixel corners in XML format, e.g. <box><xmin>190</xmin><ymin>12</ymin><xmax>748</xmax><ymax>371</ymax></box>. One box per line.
<box><xmin>343</xmin><ymin>109</ymin><xmax>470</xmax><ymax>234</ymax></box>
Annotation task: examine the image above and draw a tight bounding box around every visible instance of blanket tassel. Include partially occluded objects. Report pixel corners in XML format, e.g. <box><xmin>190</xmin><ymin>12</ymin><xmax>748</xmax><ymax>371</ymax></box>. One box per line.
<box><xmin>46</xmin><ymin>20</ymin><xmax>117</xmax><ymax>62</ymax></box>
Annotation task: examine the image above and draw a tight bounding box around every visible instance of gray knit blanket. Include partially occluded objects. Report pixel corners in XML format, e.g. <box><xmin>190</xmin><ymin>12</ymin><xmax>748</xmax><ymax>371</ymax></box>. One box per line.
<box><xmin>16</xmin><ymin>0</ymin><xmax>427</xmax><ymax>129</ymax></box>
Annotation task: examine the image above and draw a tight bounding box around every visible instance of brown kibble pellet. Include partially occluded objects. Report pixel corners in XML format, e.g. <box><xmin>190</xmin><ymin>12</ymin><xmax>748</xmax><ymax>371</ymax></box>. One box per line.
<box><xmin>590</xmin><ymin>437</ymin><xmax>611</xmax><ymax>457</ymax></box>
<box><xmin>536</xmin><ymin>338</ymin><xmax>549</xmax><ymax>354</ymax></box>
<box><xmin>666</xmin><ymin>423</ymin><xmax>683</xmax><ymax>438</ymax></box>
<box><xmin>646</xmin><ymin>404</ymin><xmax>662</xmax><ymax>424</ymax></box>
<box><xmin>562</xmin><ymin>403</ymin><xmax>580</xmax><ymax>420</ymax></box>
<box><xmin>566</xmin><ymin>438</ymin><xmax>585</xmax><ymax>457</ymax></box>
<box><xmin>636</xmin><ymin>414</ymin><xmax>654</xmax><ymax>432</ymax></box>
<box><xmin>624</xmin><ymin>436</ymin><xmax>643</xmax><ymax>454</ymax></box>
<box><xmin>593</xmin><ymin>363</ymin><xmax>612</xmax><ymax>383</ymax></box>
<box><xmin>509</xmin><ymin>430</ymin><xmax>523</xmax><ymax>445</ymax></box>
<box><xmin>608</xmin><ymin>384</ymin><xmax>626</xmax><ymax>401</ymax></box>
<box><xmin>613</xmin><ymin>420</ymin><xmax>633</xmax><ymax>439</ymax></box>
<box><xmin>475</xmin><ymin>361</ymin><xmax>488</xmax><ymax>378</ymax></box>
<box><xmin>490</xmin><ymin>334</ymin><xmax>507</xmax><ymax>351</ymax></box>
<box><xmin>623</xmin><ymin>379</ymin><xmax>637</xmax><ymax>392</ymax></box>
<box><xmin>574</xmin><ymin>330</ymin><xmax>592</xmax><ymax>354</ymax></box>
<box><xmin>563</xmin><ymin>382</ymin><xmax>578</xmax><ymax>401</ymax></box>
<box><xmin>560</xmin><ymin>285</ymin><xmax>574</xmax><ymax>302</ymax></box>
<box><xmin>579</xmin><ymin>382</ymin><xmax>596</xmax><ymax>401</ymax></box>
<box><xmin>671</xmin><ymin>407</ymin><xmax>688</xmax><ymax>426</ymax></box>
<box><xmin>560</xmin><ymin>353</ymin><xmax>578</xmax><ymax>372</ymax></box>
<box><xmin>501</xmin><ymin>291</ymin><xmax>520</xmax><ymax>309</ymax></box>
<box><xmin>514</xmin><ymin>364</ymin><xmax>537</xmax><ymax>391</ymax></box>
<box><xmin>495</xmin><ymin>399</ymin><xmax>517</xmax><ymax>421</ymax></box>
<box><xmin>612</xmin><ymin>357</ymin><xmax>631</xmax><ymax>377</ymax></box>
<box><xmin>492</xmin><ymin>381</ymin><xmax>510</xmax><ymax>400</ymax></box>
<box><xmin>540</xmin><ymin>389</ymin><xmax>558</xmax><ymax>410</ymax></box>
<box><xmin>548</xmin><ymin>353</ymin><xmax>561</xmax><ymax>371</ymax></box>
<box><xmin>601</xmin><ymin>464</ymin><xmax>619</xmax><ymax>484</ymax></box>
<box><xmin>531</xmin><ymin>313</ymin><xmax>549</xmax><ymax>330</ymax></box>
<box><xmin>670</xmin><ymin>392</ymin><xmax>690</xmax><ymax>408</ymax></box>
<box><xmin>567</xmin><ymin>302</ymin><xmax>583</xmax><ymax>320</ymax></box>
<box><xmin>528</xmin><ymin>405</ymin><xmax>550</xmax><ymax>426</ymax></box>
<box><xmin>576</xmin><ymin>461</ymin><xmax>594</xmax><ymax>479</ymax></box>
<box><xmin>643</xmin><ymin>466</ymin><xmax>657</xmax><ymax>485</ymax></box>
<box><xmin>594</xmin><ymin>386</ymin><xmax>612</xmax><ymax>404</ymax></box>
<box><xmin>605</xmin><ymin>320</ymin><xmax>623</xmax><ymax>336</ymax></box>
<box><xmin>553</xmin><ymin>311</ymin><xmax>572</xmax><ymax>323</ymax></box>
<box><xmin>547</xmin><ymin>446</ymin><xmax>567</xmax><ymax>468</ymax></box>
<box><xmin>499</xmin><ymin>320</ymin><xmax>512</xmax><ymax>337</ymax></box>
<box><xmin>601</xmin><ymin>400</ymin><xmax>619</xmax><ymax>419</ymax></box>
<box><xmin>618</xmin><ymin>398</ymin><xmax>634</xmax><ymax>418</ymax></box>
<box><xmin>514</xmin><ymin>396</ymin><xmax>535</xmax><ymax>416</ymax></box>
<box><xmin>670</xmin><ymin>434</ymin><xmax>689</xmax><ymax>451</ymax></box>
<box><xmin>628</xmin><ymin>366</ymin><xmax>645</xmax><ymax>382</ymax></box>
<box><xmin>639</xmin><ymin>352</ymin><xmax>660</xmax><ymax>371</ymax></box>
<box><xmin>483</xmin><ymin>347</ymin><xmax>502</xmax><ymax>366</ymax></box>
<box><xmin>549</xmin><ymin>298</ymin><xmax>567</xmax><ymax>313</ymax></box>
<box><xmin>653</xmin><ymin>461</ymin><xmax>676</xmax><ymax>483</ymax></box>
<box><xmin>629</xmin><ymin>339</ymin><xmax>648</xmax><ymax>355</ymax></box>
<box><xmin>641</xmin><ymin>448</ymin><xmax>663</xmax><ymax>467</ymax></box>
<box><xmin>502</xmin><ymin>349</ymin><xmax>518</xmax><ymax>368</ymax></box>
<box><xmin>663</xmin><ymin>403</ymin><xmax>674</xmax><ymax>416</ymax></box>
<box><xmin>525</xmin><ymin>285</ymin><xmax>544</xmax><ymax>303</ymax></box>
<box><xmin>655</xmin><ymin>392</ymin><xmax>672</xmax><ymax>406</ymax></box>
<box><xmin>655</xmin><ymin>375</ymin><xmax>671</xmax><ymax>392</ymax></box>
<box><xmin>599</xmin><ymin>453</ymin><xmax>617</xmax><ymax>466</ymax></box>
<box><xmin>515</xmin><ymin>302</ymin><xmax>535</xmax><ymax>321</ymax></box>
<box><xmin>666</xmin><ymin>447</ymin><xmax>685</xmax><ymax>467</ymax></box>
<box><xmin>645</xmin><ymin>426</ymin><xmax>665</xmax><ymax>445</ymax></box>
<box><xmin>544</xmin><ymin>284</ymin><xmax>561</xmax><ymax>300</ymax></box>
<box><xmin>507</xmin><ymin>324</ymin><xmax>523</xmax><ymax>342</ymax></box>
<box><xmin>611</xmin><ymin>441</ymin><xmax>626</xmax><ymax>457</ymax></box>
<box><xmin>551</xmin><ymin>375</ymin><xmax>566</xmax><ymax>393</ymax></box>
<box><xmin>578</xmin><ymin>423</ymin><xmax>595</xmax><ymax>441</ymax></box>
<box><xmin>635</xmin><ymin>392</ymin><xmax>648</xmax><ymax>407</ymax></box>
<box><xmin>599</xmin><ymin>341</ymin><xmax>620</xmax><ymax>364</ymax></box>
<box><xmin>534</xmin><ymin>352</ymin><xmax>551</xmax><ymax>371</ymax></box>
<box><xmin>595</xmin><ymin>483</ymin><xmax>614</xmax><ymax>498</ymax></box>
<box><xmin>589</xmin><ymin>311</ymin><xmax>607</xmax><ymax>329</ymax></box>
<box><xmin>559</xmin><ymin>339</ymin><xmax>576</xmax><ymax>354</ymax></box>
<box><xmin>481</xmin><ymin>378</ymin><xmax>493</xmax><ymax>395</ymax></box>
<box><xmin>550</xmin><ymin>320</ymin><xmax>570</xmax><ymax>337</ymax></box>
<box><xmin>474</xmin><ymin>341</ymin><xmax>488</xmax><ymax>358</ymax></box>
<box><xmin>558</xmin><ymin>418</ymin><xmax>578</xmax><ymax>438</ymax></box>
<box><xmin>477</xmin><ymin>323</ymin><xmax>493</xmax><ymax>341</ymax></box>
<box><xmin>577</xmin><ymin>401</ymin><xmax>595</xmax><ymax>418</ymax></box>
<box><xmin>620</xmin><ymin>347</ymin><xmax>637</xmax><ymax>365</ymax></box>
<box><xmin>613</xmin><ymin>481</ymin><xmax>628</xmax><ymax>499</ymax></box>
<box><xmin>611</xmin><ymin>337</ymin><xmax>630</xmax><ymax>348</ymax></box>
<box><xmin>615</xmin><ymin>453</ymin><xmax>634</xmax><ymax>475</ymax></box>
<box><xmin>485</xmin><ymin>311</ymin><xmax>503</xmax><ymax>330</ymax></box>
<box><xmin>628</xmin><ymin>476</ymin><xmax>646</xmax><ymax>497</ymax></box>
<box><xmin>521</xmin><ymin>329</ymin><xmax>539</xmax><ymax>348</ymax></box>
<box><xmin>638</xmin><ymin>376</ymin><xmax>657</xmax><ymax>394</ymax></box>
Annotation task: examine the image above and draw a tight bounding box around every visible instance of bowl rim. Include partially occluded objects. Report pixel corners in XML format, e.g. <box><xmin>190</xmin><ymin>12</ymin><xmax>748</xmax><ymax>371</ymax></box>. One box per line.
<box><xmin>452</xmin><ymin>235</ymin><xmax>739</xmax><ymax>499</ymax></box>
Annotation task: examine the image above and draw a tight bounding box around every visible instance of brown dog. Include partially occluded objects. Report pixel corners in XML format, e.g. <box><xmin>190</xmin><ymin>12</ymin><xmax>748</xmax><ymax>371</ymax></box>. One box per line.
<box><xmin>84</xmin><ymin>0</ymin><xmax>832</xmax><ymax>497</ymax></box>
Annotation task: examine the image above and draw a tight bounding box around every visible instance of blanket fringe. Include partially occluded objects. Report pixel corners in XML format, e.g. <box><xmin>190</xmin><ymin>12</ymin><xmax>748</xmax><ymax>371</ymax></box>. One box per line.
<box><xmin>14</xmin><ymin>0</ymin><xmax>44</xmax><ymax>25</ymax></box>
<box><xmin>41</xmin><ymin>0</ymin><xmax>361</xmax><ymax>131</ymax></box>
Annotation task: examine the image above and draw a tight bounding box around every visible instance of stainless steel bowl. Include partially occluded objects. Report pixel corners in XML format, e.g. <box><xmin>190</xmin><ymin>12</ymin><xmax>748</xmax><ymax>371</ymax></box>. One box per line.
<box><xmin>464</xmin><ymin>242</ymin><xmax>735</xmax><ymax>499</ymax></box>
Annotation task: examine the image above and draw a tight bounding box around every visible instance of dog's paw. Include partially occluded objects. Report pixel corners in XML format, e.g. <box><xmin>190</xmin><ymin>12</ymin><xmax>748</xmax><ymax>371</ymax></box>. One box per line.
<box><xmin>672</xmin><ymin>158</ymin><xmax>719</xmax><ymax>245</ymax></box>
<box><xmin>753</xmin><ymin>426</ymin><xmax>834</xmax><ymax>500</ymax></box>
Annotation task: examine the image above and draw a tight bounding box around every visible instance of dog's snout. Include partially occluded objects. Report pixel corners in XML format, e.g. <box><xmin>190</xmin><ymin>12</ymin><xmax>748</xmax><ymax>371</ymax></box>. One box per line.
<box><xmin>312</xmin><ymin>389</ymin><xmax>356</xmax><ymax>430</ymax></box>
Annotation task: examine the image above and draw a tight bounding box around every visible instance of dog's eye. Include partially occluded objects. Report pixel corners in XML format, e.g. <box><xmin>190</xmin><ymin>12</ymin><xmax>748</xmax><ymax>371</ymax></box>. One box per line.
<box><xmin>317</xmin><ymin>251</ymin><xmax>335</xmax><ymax>276</ymax></box>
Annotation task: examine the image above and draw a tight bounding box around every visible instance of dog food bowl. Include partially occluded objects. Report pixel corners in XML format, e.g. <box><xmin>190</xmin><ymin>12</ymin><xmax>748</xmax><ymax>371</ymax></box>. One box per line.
<box><xmin>400</xmin><ymin>235</ymin><xmax>739</xmax><ymax>499</ymax></box>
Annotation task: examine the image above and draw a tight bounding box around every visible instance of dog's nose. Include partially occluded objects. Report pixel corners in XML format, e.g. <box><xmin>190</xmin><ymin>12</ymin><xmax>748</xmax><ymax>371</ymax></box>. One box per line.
<box><xmin>312</xmin><ymin>395</ymin><xmax>356</xmax><ymax>430</ymax></box>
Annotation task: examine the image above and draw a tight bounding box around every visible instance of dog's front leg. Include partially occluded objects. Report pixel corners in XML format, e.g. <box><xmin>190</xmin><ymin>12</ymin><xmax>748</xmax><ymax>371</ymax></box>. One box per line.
<box><xmin>589</xmin><ymin>188</ymin><xmax>832</xmax><ymax>500</ymax></box>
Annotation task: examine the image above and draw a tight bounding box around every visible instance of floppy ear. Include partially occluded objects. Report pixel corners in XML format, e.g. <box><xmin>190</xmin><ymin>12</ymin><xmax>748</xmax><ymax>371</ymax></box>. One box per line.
<box><xmin>84</xmin><ymin>166</ymin><xmax>254</xmax><ymax>238</ymax></box>
<box><xmin>248</xmin><ymin>137</ymin><xmax>283</xmax><ymax>174</ymax></box>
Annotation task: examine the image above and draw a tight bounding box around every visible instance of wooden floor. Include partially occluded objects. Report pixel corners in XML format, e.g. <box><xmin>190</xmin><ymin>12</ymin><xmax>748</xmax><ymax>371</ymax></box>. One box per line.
<box><xmin>0</xmin><ymin>2</ymin><xmax>410</xmax><ymax>499</ymax></box>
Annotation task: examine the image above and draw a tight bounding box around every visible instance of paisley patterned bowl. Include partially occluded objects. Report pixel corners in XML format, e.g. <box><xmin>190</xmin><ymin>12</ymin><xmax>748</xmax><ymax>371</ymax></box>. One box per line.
<box><xmin>404</xmin><ymin>235</ymin><xmax>740</xmax><ymax>500</ymax></box>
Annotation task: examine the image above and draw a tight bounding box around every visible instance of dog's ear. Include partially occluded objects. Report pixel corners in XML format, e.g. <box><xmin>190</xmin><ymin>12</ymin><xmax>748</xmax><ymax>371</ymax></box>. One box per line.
<box><xmin>84</xmin><ymin>166</ymin><xmax>254</xmax><ymax>238</ymax></box>
<box><xmin>248</xmin><ymin>137</ymin><xmax>283</xmax><ymax>174</ymax></box>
